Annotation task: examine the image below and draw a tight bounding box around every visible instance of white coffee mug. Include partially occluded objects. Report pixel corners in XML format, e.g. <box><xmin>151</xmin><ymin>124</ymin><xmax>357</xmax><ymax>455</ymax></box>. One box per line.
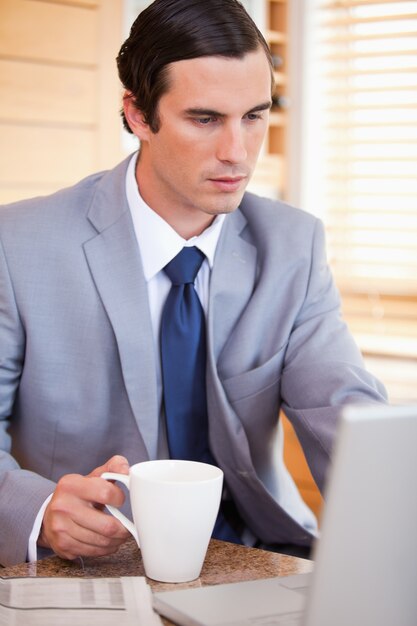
<box><xmin>101</xmin><ymin>459</ymin><xmax>223</xmax><ymax>583</ymax></box>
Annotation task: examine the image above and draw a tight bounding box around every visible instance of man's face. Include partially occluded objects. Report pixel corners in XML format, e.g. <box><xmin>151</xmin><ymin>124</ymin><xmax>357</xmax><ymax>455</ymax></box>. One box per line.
<box><xmin>130</xmin><ymin>48</ymin><xmax>272</xmax><ymax>236</ymax></box>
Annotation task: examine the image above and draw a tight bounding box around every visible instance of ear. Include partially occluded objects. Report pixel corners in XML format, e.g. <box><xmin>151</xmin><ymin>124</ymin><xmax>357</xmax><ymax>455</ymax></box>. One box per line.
<box><xmin>122</xmin><ymin>91</ymin><xmax>151</xmax><ymax>141</ymax></box>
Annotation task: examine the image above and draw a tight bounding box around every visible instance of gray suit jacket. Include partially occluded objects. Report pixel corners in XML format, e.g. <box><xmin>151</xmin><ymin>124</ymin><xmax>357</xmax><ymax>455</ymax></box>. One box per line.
<box><xmin>0</xmin><ymin>156</ymin><xmax>386</xmax><ymax>566</ymax></box>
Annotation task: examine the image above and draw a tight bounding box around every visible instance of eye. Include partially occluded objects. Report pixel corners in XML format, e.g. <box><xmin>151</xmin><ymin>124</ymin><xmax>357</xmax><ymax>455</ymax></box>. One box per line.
<box><xmin>195</xmin><ymin>116</ymin><xmax>217</xmax><ymax>125</ymax></box>
<box><xmin>245</xmin><ymin>112</ymin><xmax>263</xmax><ymax>122</ymax></box>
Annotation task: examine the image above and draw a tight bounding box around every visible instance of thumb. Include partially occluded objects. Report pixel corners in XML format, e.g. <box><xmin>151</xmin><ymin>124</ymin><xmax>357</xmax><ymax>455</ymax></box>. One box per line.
<box><xmin>89</xmin><ymin>455</ymin><xmax>130</xmax><ymax>478</ymax></box>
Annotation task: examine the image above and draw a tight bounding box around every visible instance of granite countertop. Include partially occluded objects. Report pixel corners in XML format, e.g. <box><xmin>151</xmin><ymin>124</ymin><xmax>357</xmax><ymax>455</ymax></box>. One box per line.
<box><xmin>1</xmin><ymin>538</ymin><xmax>313</xmax><ymax>624</ymax></box>
<box><xmin>1</xmin><ymin>538</ymin><xmax>312</xmax><ymax>591</ymax></box>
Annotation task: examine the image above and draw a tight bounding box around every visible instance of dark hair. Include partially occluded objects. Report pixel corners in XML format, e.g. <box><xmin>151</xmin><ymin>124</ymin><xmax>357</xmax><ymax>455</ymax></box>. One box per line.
<box><xmin>117</xmin><ymin>0</ymin><xmax>273</xmax><ymax>133</ymax></box>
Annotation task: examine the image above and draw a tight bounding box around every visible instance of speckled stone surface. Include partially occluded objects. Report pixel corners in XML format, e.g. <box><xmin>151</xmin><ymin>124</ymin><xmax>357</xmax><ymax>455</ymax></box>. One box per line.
<box><xmin>1</xmin><ymin>538</ymin><xmax>313</xmax><ymax>625</ymax></box>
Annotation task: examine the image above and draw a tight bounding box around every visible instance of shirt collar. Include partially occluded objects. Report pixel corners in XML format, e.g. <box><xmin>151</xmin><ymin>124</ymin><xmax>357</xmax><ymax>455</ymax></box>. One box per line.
<box><xmin>125</xmin><ymin>153</ymin><xmax>226</xmax><ymax>281</ymax></box>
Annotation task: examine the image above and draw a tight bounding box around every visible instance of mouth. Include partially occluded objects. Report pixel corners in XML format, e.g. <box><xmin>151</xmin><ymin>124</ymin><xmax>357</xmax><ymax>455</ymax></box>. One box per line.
<box><xmin>208</xmin><ymin>176</ymin><xmax>247</xmax><ymax>192</ymax></box>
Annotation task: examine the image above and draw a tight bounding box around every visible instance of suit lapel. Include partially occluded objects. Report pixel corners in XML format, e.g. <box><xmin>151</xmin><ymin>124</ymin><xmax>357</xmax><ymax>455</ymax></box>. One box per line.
<box><xmin>83</xmin><ymin>158</ymin><xmax>159</xmax><ymax>459</ymax></box>
<box><xmin>208</xmin><ymin>207</ymin><xmax>257</xmax><ymax>367</ymax></box>
<box><xmin>205</xmin><ymin>206</ymin><xmax>257</xmax><ymax>473</ymax></box>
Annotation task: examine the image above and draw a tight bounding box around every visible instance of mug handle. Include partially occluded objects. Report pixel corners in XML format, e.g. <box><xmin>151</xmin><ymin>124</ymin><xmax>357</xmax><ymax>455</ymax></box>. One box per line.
<box><xmin>101</xmin><ymin>472</ymin><xmax>140</xmax><ymax>546</ymax></box>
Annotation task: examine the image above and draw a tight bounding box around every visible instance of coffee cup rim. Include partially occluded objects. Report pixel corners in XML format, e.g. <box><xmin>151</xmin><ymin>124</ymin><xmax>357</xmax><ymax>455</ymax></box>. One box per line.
<box><xmin>128</xmin><ymin>459</ymin><xmax>223</xmax><ymax>483</ymax></box>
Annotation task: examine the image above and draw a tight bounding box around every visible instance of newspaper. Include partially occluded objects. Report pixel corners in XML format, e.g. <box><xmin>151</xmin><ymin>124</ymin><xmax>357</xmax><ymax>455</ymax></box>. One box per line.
<box><xmin>0</xmin><ymin>576</ymin><xmax>163</xmax><ymax>626</ymax></box>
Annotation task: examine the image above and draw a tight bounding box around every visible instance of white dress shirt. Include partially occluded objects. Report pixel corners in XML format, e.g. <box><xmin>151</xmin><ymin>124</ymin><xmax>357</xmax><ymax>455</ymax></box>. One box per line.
<box><xmin>28</xmin><ymin>153</ymin><xmax>226</xmax><ymax>561</ymax></box>
<box><xmin>125</xmin><ymin>153</ymin><xmax>226</xmax><ymax>419</ymax></box>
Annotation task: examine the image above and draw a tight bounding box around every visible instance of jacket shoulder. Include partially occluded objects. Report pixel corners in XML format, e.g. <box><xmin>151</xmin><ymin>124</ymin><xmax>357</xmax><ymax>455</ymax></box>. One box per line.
<box><xmin>239</xmin><ymin>192</ymin><xmax>321</xmax><ymax>243</ymax></box>
<box><xmin>0</xmin><ymin>154</ymin><xmax>131</xmax><ymax>226</ymax></box>
<box><xmin>0</xmin><ymin>170</ymin><xmax>106</xmax><ymax>223</ymax></box>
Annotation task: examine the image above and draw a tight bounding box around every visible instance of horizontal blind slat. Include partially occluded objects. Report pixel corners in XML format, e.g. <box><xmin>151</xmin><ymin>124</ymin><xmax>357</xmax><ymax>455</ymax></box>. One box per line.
<box><xmin>320</xmin><ymin>0</ymin><xmax>417</xmax><ymax>8</ymax></box>
<box><xmin>314</xmin><ymin>0</ymin><xmax>417</xmax><ymax>365</ymax></box>
<box><xmin>322</xmin><ymin>13</ymin><xmax>417</xmax><ymax>28</ymax></box>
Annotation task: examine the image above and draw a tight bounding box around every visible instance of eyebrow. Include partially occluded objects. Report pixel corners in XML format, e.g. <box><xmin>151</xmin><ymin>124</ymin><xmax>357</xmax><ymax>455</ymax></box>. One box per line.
<box><xmin>184</xmin><ymin>101</ymin><xmax>273</xmax><ymax>118</ymax></box>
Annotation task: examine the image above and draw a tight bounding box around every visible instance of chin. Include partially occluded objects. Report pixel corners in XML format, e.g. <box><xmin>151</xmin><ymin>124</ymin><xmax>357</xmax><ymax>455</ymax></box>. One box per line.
<box><xmin>211</xmin><ymin>194</ymin><xmax>246</xmax><ymax>216</ymax></box>
<box><xmin>203</xmin><ymin>204</ymin><xmax>238</xmax><ymax>217</ymax></box>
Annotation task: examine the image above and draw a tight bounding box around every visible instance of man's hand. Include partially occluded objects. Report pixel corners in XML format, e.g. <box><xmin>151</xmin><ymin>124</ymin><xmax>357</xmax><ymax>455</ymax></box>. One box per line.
<box><xmin>38</xmin><ymin>455</ymin><xmax>131</xmax><ymax>560</ymax></box>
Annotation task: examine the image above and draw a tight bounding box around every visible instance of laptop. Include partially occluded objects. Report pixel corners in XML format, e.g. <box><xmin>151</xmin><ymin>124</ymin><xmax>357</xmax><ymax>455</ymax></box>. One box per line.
<box><xmin>153</xmin><ymin>404</ymin><xmax>417</xmax><ymax>626</ymax></box>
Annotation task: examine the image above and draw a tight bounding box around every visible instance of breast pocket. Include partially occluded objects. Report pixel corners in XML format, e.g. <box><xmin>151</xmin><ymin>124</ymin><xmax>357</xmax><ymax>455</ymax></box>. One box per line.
<box><xmin>221</xmin><ymin>347</ymin><xmax>286</xmax><ymax>430</ymax></box>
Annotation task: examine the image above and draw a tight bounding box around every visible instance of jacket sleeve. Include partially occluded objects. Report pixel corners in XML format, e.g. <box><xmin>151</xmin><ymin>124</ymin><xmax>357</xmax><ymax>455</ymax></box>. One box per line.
<box><xmin>280</xmin><ymin>219</ymin><xmax>387</xmax><ymax>491</ymax></box>
<box><xmin>0</xmin><ymin>235</ymin><xmax>56</xmax><ymax>566</ymax></box>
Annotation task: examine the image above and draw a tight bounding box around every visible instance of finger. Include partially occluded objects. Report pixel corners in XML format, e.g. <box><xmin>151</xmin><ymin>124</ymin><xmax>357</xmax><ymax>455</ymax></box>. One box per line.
<box><xmin>49</xmin><ymin>478</ymin><xmax>130</xmax><ymax>538</ymax></box>
<box><xmin>56</xmin><ymin>474</ymin><xmax>126</xmax><ymax>508</ymax></box>
<box><xmin>45</xmin><ymin>519</ymin><xmax>127</xmax><ymax>561</ymax></box>
<box><xmin>57</xmin><ymin>512</ymin><xmax>129</xmax><ymax>550</ymax></box>
<box><xmin>72</xmin><ymin>503</ymin><xmax>131</xmax><ymax>542</ymax></box>
<box><xmin>106</xmin><ymin>455</ymin><xmax>130</xmax><ymax>474</ymax></box>
<box><xmin>88</xmin><ymin>455</ymin><xmax>130</xmax><ymax>479</ymax></box>
<box><xmin>41</xmin><ymin>493</ymin><xmax>130</xmax><ymax>559</ymax></box>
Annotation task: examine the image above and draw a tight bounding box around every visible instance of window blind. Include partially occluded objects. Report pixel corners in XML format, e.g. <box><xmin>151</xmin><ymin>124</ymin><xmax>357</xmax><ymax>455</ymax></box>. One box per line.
<box><xmin>314</xmin><ymin>0</ymin><xmax>417</xmax><ymax>365</ymax></box>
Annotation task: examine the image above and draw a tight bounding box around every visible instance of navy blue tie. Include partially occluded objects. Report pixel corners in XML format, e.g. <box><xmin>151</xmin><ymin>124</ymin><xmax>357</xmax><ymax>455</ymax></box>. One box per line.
<box><xmin>161</xmin><ymin>246</ymin><xmax>211</xmax><ymax>462</ymax></box>
<box><xmin>160</xmin><ymin>246</ymin><xmax>243</xmax><ymax>544</ymax></box>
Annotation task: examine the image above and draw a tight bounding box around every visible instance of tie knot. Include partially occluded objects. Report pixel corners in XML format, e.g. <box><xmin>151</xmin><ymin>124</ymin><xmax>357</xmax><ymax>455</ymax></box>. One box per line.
<box><xmin>163</xmin><ymin>246</ymin><xmax>205</xmax><ymax>285</ymax></box>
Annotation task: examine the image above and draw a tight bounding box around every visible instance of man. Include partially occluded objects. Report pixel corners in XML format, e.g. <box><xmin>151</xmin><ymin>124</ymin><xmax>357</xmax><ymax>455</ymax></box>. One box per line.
<box><xmin>0</xmin><ymin>0</ymin><xmax>386</xmax><ymax>567</ymax></box>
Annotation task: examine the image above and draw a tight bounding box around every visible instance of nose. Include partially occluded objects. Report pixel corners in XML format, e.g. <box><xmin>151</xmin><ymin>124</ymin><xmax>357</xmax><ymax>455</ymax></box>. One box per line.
<box><xmin>216</xmin><ymin>122</ymin><xmax>248</xmax><ymax>164</ymax></box>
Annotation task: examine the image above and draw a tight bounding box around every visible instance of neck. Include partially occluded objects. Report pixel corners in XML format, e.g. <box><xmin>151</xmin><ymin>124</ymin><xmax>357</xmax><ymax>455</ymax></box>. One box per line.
<box><xmin>163</xmin><ymin>215</ymin><xmax>215</xmax><ymax>240</ymax></box>
<box><xmin>135</xmin><ymin>161</ymin><xmax>215</xmax><ymax>240</ymax></box>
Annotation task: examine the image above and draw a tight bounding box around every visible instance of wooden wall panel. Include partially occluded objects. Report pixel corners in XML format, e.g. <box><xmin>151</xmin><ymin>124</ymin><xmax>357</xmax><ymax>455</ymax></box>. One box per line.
<box><xmin>96</xmin><ymin>0</ymin><xmax>125</xmax><ymax>169</ymax></box>
<box><xmin>0</xmin><ymin>125</ymin><xmax>96</xmax><ymax>187</ymax></box>
<box><xmin>0</xmin><ymin>0</ymin><xmax>97</xmax><ymax>66</ymax></box>
<box><xmin>0</xmin><ymin>0</ymin><xmax>124</xmax><ymax>205</ymax></box>
<box><xmin>32</xmin><ymin>0</ymin><xmax>99</xmax><ymax>7</ymax></box>
<box><xmin>0</xmin><ymin>59</ymin><xmax>96</xmax><ymax>126</ymax></box>
<box><xmin>0</xmin><ymin>186</ymin><xmax>62</xmax><ymax>205</ymax></box>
